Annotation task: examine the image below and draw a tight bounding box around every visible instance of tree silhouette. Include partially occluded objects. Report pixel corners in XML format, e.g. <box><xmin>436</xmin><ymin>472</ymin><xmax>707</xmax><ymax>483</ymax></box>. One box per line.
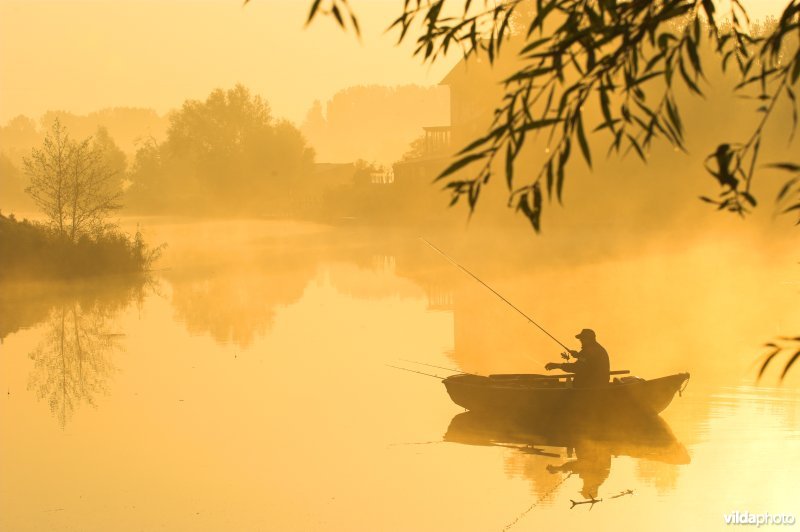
<box><xmin>23</xmin><ymin>119</ymin><xmax>123</xmax><ymax>242</ymax></box>
<box><xmin>126</xmin><ymin>85</ymin><xmax>315</xmax><ymax>214</ymax></box>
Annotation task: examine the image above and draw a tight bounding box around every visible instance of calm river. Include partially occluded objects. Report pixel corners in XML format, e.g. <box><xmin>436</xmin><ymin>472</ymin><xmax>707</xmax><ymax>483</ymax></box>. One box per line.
<box><xmin>1</xmin><ymin>219</ymin><xmax>799</xmax><ymax>531</ymax></box>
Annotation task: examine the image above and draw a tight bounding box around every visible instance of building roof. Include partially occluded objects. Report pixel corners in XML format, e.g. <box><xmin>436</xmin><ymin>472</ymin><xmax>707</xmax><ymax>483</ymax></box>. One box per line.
<box><xmin>439</xmin><ymin>42</ymin><xmax>523</xmax><ymax>87</ymax></box>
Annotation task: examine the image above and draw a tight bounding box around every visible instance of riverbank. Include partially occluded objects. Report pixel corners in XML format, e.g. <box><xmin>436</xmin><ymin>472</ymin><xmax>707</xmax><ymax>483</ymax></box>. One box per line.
<box><xmin>0</xmin><ymin>212</ymin><xmax>161</xmax><ymax>280</ymax></box>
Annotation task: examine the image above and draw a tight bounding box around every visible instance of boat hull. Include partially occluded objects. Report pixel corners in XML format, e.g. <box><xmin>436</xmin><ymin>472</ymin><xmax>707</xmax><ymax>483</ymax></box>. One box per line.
<box><xmin>443</xmin><ymin>372</ymin><xmax>690</xmax><ymax>418</ymax></box>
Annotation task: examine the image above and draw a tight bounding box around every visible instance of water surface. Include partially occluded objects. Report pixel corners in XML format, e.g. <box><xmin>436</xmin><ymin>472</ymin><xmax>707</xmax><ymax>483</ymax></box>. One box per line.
<box><xmin>1</xmin><ymin>219</ymin><xmax>798</xmax><ymax>531</ymax></box>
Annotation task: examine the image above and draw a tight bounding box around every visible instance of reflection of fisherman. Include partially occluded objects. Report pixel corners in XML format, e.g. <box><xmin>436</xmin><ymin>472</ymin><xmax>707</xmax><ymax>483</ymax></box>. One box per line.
<box><xmin>544</xmin><ymin>329</ymin><xmax>610</xmax><ymax>387</ymax></box>
<box><xmin>546</xmin><ymin>442</ymin><xmax>612</xmax><ymax>499</ymax></box>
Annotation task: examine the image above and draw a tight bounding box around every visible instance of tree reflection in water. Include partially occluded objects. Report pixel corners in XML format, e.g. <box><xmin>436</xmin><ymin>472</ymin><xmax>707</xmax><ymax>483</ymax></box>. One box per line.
<box><xmin>1</xmin><ymin>278</ymin><xmax>147</xmax><ymax>427</ymax></box>
<box><xmin>28</xmin><ymin>302</ymin><xmax>121</xmax><ymax>427</ymax></box>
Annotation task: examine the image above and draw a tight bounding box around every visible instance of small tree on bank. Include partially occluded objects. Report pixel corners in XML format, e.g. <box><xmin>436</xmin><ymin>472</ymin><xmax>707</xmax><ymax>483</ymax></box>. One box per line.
<box><xmin>24</xmin><ymin>119</ymin><xmax>123</xmax><ymax>242</ymax></box>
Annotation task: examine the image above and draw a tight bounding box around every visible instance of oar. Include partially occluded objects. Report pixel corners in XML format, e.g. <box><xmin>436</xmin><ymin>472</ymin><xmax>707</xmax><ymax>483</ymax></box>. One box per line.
<box><xmin>399</xmin><ymin>360</ymin><xmax>631</xmax><ymax>380</ymax></box>
<box><xmin>489</xmin><ymin>370</ymin><xmax>630</xmax><ymax>380</ymax></box>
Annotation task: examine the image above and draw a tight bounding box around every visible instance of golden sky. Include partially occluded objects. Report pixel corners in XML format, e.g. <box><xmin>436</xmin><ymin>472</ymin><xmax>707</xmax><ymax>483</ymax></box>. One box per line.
<box><xmin>0</xmin><ymin>0</ymin><xmax>456</xmax><ymax>124</ymax></box>
<box><xmin>0</xmin><ymin>0</ymin><xmax>790</xmax><ymax>125</ymax></box>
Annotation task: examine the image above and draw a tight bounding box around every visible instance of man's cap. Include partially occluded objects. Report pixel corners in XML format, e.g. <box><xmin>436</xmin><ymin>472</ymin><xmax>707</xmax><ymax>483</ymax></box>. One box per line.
<box><xmin>575</xmin><ymin>328</ymin><xmax>596</xmax><ymax>340</ymax></box>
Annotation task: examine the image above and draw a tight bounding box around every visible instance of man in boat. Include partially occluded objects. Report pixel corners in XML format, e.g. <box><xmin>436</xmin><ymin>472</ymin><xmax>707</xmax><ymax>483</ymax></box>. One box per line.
<box><xmin>544</xmin><ymin>329</ymin><xmax>610</xmax><ymax>387</ymax></box>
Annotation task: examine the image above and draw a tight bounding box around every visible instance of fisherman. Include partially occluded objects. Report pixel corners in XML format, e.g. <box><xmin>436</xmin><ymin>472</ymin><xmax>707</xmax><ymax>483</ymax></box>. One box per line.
<box><xmin>544</xmin><ymin>329</ymin><xmax>610</xmax><ymax>387</ymax></box>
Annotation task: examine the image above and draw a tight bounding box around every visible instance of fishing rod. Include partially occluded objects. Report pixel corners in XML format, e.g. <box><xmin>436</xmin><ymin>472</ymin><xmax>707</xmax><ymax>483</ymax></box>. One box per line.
<box><xmin>399</xmin><ymin>358</ymin><xmax>481</xmax><ymax>376</ymax></box>
<box><xmin>420</xmin><ymin>237</ymin><xmax>572</xmax><ymax>353</ymax></box>
<box><xmin>386</xmin><ymin>364</ymin><xmax>444</xmax><ymax>380</ymax></box>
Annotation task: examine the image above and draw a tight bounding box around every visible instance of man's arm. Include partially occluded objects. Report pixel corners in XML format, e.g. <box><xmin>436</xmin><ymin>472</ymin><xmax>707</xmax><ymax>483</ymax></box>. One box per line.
<box><xmin>545</xmin><ymin>360</ymin><xmax>583</xmax><ymax>372</ymax></box>
<box><xmin>570</xmin><ymin>349</ymin><xmax>585</xmax><ymax>360</ymax></box>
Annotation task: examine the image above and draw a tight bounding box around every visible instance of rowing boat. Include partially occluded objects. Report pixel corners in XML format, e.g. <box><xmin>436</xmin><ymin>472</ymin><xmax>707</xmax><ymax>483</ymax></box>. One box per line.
<box><xmin>443</xmin><ymin>372</ymin><xmax>690</xmax><ymax>418</ymax></box>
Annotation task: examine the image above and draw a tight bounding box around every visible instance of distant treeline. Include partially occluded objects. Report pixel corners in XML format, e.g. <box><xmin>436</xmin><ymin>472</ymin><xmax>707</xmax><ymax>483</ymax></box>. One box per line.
<box><xmin>0</xmin><ymin>83</ymin><xmax>453</xmax><ymax>220</ymax></box>
<box><xmin>301</xmin><ymin>85</ymin><xmax>449</xmax><ymax>166</ymax></box>
<box><xmin>126</xmin><ymin>85</ymin><xmax>316</xmax><ymax>215</ymax></box>
<box><xmin>0</xmin><ymin>88</ymin><xmax>320</xmax><ymax>216</ymax></box>
<box><xmin>0</xmin><ymin>108</ymin><xmax>167</xmax><ymax>167</ymax></box>
<box><xmin>0</xmin><ymin>213</ymin><xmax>158</xmax><ymax>279</ymax></box>
<box><xmin>1</xmin><ymin>46</ymin><xmax>795</xmax><ymax>233</ymax></box>
<box><xmin>0</xmin><ymin>109</ymin><xmax>157</xmax><ymax>213</ymax></box>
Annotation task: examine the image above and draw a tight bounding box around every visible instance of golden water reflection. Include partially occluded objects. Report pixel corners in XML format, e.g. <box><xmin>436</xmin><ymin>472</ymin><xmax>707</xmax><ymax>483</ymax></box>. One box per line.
<box><xmin>1</xmin><ymin>278</ymin><xmax>146</xmax><ymax>426</ymax></box>
<box><xmin>28</xmin><ymin>303</ymin><xmax>119</xmax><ymax>427</ymax></box>
<box><xmin>1</xmin><ymin>220</ymin><xmax>799</xmax><ymax>530</ymax></box>
<box><xmin>445</xmin><ymin>411</ymin><xmax>689</xmax><ymax>502</ymax></box>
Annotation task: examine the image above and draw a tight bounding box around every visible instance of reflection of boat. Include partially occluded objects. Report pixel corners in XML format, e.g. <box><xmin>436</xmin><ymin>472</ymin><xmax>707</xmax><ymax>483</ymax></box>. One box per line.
<box><xmin>445</xmin><ymin>410</ymin><xmax>690</xmax><ymax>499</ymax></box>
<box><xmin>444</xmin><ymin>410</ymin><xmax>690</xmax><ymax>465</ymax></box>
<box><xmin>444</xmin><ymin>372</ymin><xmax>690</xmax><ymax>417</ymax></box>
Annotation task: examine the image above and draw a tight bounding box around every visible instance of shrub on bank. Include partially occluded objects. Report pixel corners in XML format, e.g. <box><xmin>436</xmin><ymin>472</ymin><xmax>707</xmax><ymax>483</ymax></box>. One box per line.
<box><xmin>0</xmin><ymin>212</ymin><xmax>160</xmax><ymax>279</ymax></box>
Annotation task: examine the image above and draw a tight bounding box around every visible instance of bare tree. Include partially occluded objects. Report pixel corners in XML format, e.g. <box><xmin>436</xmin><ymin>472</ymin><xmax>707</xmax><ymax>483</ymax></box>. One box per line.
<box><xmin>24</xmin><ymin>119</ymin><xmax>123</xmax><ymax>242</ymax></box>
<box><xmin>23</xmin><ymin>119</ymin><xmax>70</xmax><ymax>235</ymax></box>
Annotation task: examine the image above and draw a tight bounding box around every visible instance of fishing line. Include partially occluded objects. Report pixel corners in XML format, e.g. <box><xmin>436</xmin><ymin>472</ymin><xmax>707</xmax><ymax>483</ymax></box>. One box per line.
<box><xmin>420</xmin><ymin>238</ymin><xmax>571</xmax><ymax>353</ymax></box>
<box><xmin>385</xmin><ymin>364</ymin><xmax>443</xmax><ymax>380</ymax></box>
<box><xmin>501</xmin><ymin>472</ymin><xmax>574</xmax><ymax>531</ymax></box>
<box><xmin>399</xmin><ymin>358</ymin><xmax>481</xmax><ymax>376</ymax></box>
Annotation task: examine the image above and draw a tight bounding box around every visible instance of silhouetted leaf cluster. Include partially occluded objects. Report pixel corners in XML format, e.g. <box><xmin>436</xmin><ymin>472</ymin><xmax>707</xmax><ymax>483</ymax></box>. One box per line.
<box><xmin>246</xmin><ymin>0</ymin><xmax>361</xmax><ymax>36</ymax></box>
<box><xmin>769</xmin><ymin>162</ymin><xmax>800</xmax><ymax>224</ymax></box>
<box><xmin>699</xmin><ymin>1</ymin><xmax>800</xmax><ymax>217</ymax></box>
<box><xmin>303</xmin><ymin>0</ymin><xmax>800</xmax><ymax>231</ymax></box>
<box><xmin>759</xmin><ymin>336</ymin><xmax>800</xmax><ymax>381</ymax></box>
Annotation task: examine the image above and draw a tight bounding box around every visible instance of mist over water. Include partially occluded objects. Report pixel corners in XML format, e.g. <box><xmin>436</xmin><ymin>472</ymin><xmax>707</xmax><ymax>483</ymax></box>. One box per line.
<box><xmin>2</xmin><ymin>0</ymin><xmax>800</xmax><ymax>529</ymax></box>
<box><xmin>1</xmin><ymin>218</ymin><xmax>798</xmax><ymax>530</ymax></box>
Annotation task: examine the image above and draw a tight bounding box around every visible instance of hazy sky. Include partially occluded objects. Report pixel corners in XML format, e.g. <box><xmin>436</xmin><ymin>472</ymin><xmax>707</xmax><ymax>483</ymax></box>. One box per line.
<box><xmin>0</xmin><ymin>0</ymin><xmax>790</xmax><ymax>126</ymax></box>
<box><xmin>0</xmin><ymin>0</ymin><xmax>456</xmax><ymax>125</ymax></box>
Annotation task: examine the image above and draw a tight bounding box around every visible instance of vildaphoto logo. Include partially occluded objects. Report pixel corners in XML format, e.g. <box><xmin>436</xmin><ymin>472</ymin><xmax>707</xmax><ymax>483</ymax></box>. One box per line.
<box><xmin>724</xmin><ymin>511</ymin><xmax>796</xmax><ymax>527</ymax></box>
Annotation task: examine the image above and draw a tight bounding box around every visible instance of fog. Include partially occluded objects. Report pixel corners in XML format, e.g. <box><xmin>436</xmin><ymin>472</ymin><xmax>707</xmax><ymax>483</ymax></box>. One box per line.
<box><xmin>1</xmin><ymin>1</ymin><xmax>799</xmax><ymax>531</ymax></box>
<box><xmin>0</xmin><ymin>0</ymin><xmax>456</xmax><ymax>125</ymax></box>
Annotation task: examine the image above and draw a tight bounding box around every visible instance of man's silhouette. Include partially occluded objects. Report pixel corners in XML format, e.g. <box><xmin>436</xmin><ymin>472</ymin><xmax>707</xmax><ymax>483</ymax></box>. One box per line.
<box><xmin>545</xmin><ymin>329</ymin><xmax>610</xmax><ymax>387</ymax></box>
